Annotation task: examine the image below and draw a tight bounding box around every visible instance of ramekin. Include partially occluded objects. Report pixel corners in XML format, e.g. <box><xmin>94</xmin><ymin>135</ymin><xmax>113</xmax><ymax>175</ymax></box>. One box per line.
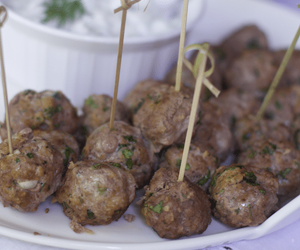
<box><xmin>0</xmin><ymin>1</ymin><xmax>204</xmax><ymax>109</ymax></box>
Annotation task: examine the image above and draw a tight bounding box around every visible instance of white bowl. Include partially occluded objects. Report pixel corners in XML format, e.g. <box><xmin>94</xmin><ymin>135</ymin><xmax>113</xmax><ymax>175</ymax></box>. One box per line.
<box><xmin>0</xmin><ymin>0</ymin><xmax>204</xmax><ymax>109</ymax></box>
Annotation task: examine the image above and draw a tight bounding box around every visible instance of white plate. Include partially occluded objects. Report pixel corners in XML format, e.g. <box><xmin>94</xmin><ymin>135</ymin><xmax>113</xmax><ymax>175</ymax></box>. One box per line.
<box><xmin>1</xmin><ymin>0</ymin><xmax>300</xmax><ymax>250</ymax></box>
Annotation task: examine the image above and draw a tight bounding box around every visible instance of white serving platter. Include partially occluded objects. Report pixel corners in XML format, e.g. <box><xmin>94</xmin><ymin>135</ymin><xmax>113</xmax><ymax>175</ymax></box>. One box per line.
<box><xmin>0</xmin><ymin>0</ymin><xmax>300</xmax><ymax>249</ymax></box>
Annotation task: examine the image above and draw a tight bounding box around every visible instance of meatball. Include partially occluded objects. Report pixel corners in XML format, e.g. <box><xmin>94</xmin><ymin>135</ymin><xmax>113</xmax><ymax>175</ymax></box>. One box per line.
<box><xmin>215</xmin><ymin>25</ymin><xmax>268</xmax><ymax>73</ymax></box>
<box><xmin>193</xmin><ymin>119</ymin><xmax>234</xmax><ymax>163</ymax></box>
<box><xmin>164</xmin><ymin>49</ymin><xmax>223</xmax><ymax>102</ymax></box>
<box><xmin>140</xmin><ymin>166</ymin><xmax>211</xmax><ymax>239</ymax></box>
<box><xmin>234</xmin><ymin>115</ymin><xmax>290</xmax><ymax>151</ymax></box>
<box><xmin>82</xmin><ymin>121</ymin><xmax>155</xmax><ymax>189</ymax></box>
<box><xmin>54</xmin><ymin>160</ymin><xmax>136</xmax><ymax>232</ymax></box>
<box><xmin>239</xmin><ymin>138</ymin><xmax>300</xmax><ymax>198</ymax></box>
<box><xmin>132</xmin><ymin>83</ymin><xmax>197</xmax><ymax>153</ymax></box>
<box><xmin>0</xmin><ymin>90</ymin><xmax>79</xmax><ymax>140</ymax></box>
<box><xmin>209</xmin><ymin>164</ymin><xmax>278</xmax><ymax>227</ymax></box>
<box><xmin>33</xmin><ymin>130</ymin><xmax>80</xmax><ymax>169</ymax></box>
<box><xmin>123</xmin><ymin>79</ymin><xmax>163</xmax><ymax>117</ymax></box>
<box><xmin>274</xmin><ymin>49</ymin><xmax>300</xmax><ymax>87</ymax></box>
<box><xmin>82</xmin><ymin>94</ymin><xmax>129</xmax><ymax>137</ymax></box>
<box><xmin>0</xmin><ymin>128</ymin><xmax>64</xmax><ymax>212</ymax></box>
<box><xmin>164</xmin><ymin>143</ymin><xmax>217</xmax><ymax>191</ymax></box>
<box><xmin>207</xmin><ymin>88</ymin><xmax>262</xmax><ymax>127</ymax></box>
<box><xmin>224</xmin><ymin>50</ymin><xmax>277</xmax><ymax>92</ymax></box>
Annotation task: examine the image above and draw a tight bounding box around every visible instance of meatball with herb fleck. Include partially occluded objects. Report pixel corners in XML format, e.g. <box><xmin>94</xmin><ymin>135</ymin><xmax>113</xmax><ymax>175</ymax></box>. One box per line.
<box><xmin>82</xmin><ymin>121</ymin><xmax>156</xmax><ymax>188</ymax></box>
<box><xmin>132</xmin><ymin>83</ymin><xmax>197</xmax><ymax>153</ymax></box>
<box><xmin>54</xmin><ymin>160</ymin><xmax>136</xmax><ymax>233</ymax></box>
<box><xmin>33</xmin><ymin>130</ymin><xmax>79</xmax><ymax>170</ymax></box>
<box><xmin>0</xmin><ymin>90</ymin><xmax>79</xmax><ymax>140</ymax></box>
<box><xmin>164</xmin><ymin>143</ymin><xmax>217</xmax><ymax>191</ymax></box>
<box><xmin>0</xmin><ymin>128</ymin><xmax>64</xmax><ymax>212</ymax></box>
<box><xmin>140</xmin><ymin>166</ymin><xmax>211</xmax><ymax>239</ymax></box>
<box><xmin>82</xmin><ymin>94</ymin><xmax>129</xmax><ymax>137</ymax></box>
<box><xmin>209</xmin><ymin>164</ymin><xmax>278</xmax><ymax>228</ymax></box>
<box><xmin>239</xmin><ymin>138</ymin><xmax>300</xmax><ymax>199</ymax></box>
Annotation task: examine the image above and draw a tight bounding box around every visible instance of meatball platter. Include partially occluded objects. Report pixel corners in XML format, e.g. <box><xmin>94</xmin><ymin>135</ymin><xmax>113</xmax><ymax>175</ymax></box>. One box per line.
<box><xmin>0</xmin><ymin>1</ymin><xmax>300</xmax><ymax>250</ymax></box>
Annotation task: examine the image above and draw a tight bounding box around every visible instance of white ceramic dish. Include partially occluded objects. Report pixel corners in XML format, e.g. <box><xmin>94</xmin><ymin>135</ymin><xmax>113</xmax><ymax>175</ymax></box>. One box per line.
<box><xmin>0</xmin><ymin>0</ymin><xmax>204</xmax><ymax>108</ymax></box>
<box><xmin>0</xmin><ymin>0</ymin><xmax>300</xmax><ymax>249</ymax></box>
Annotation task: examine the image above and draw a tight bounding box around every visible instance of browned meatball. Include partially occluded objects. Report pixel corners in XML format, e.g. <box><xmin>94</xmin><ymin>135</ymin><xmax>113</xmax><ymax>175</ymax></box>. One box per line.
<box><xmin>193</xmin><ymin>120</ymin><xmax>234</xmax><ymax>163</ymax></box>
<box><xmin>33</xmin><ymin>130</ymin><xmax>80</xmax><ymax>169</ymax></box>
<box><xmin>274</xmin><ymin>50</ymin><xmax>300</xmax><ymax>87</ymax></box>
<box><xmin>140</xmin><ymin>166</ymin><xmax>211</xmax><ymax>239</ymax></box>
<box><xmin>164</xmin><ymin>143</ymin><xmax>217</xmax><ymax>191</ymax></box>
<box><xmin>0</xmin><ymin>128</ymin><xmax>64</xmax><ymax>212</ymax></box>
<box><xmin>209</xmin><ymin>164</ymin><xmax>278</xmax><ymax>228</ymax></box>
<box><xmin>0</xmin><ymin>90</ymin><xmax>79</xmax><ymax>140</ymax></box>
<box><xmin>132</xmin><ymin>83</ymin><xmax>197</xmax><ymax>153</ymax></box>
<box><xmin>54</xmin><ymin>160</ymin><xmax>136</xmax><ymax>232</ymax></box>
<box><xmin>123</xmin><ymin>79</ymin><xmax>163</xmax><ymax>117</ymax></box>
<box><xmin>225</xmin><ymin>50</ymin><xmax>277</xmax><ymax>92</ymax></box>
<box><xmin>82</xmin><ymin>94</ymin><xmax>129</xmax><ymax>137</ymax></box>
<box><xmin>234</xmin><ymin>115</ymin><xmax>290</xmax><ymax>151</ymax></box>
<box><xmin>164</xmin><ymin>49</ymin><xmax>223</xmax><ymax>102</ymax></box>
<box><xmin>82</xmin><ymin>121</ymin><xmax>155</xmax><ymax>189</ymax></box>
<box><xmin>239</xmin><ymin>138</ymin><xmax>300</xmax><ymax>199</ymax></box>
<box><xmin>215</xmin><ymin>25</ymin><xmax>268</xmax><ymax>73</ymax></box>
<box><xmin>204</xmin><ymin>88</ymin><xmax>262</xmax><ymax>128</ymax></box>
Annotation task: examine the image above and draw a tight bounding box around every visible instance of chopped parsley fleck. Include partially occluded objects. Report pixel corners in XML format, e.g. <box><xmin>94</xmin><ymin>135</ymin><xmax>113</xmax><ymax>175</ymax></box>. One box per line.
<box><xmin>110</xmin><ymin>162</ymin><xmax>121</xmax><ymax>168</ymax></box>
<box><xmin>39</xmin><ymin>183</ymin><xmax>46</xmax><ymax>192</ymax></box>
<box><xmin>150</xmin><ymin>200</ymin><xmax>163</xmax><ymax>214</ymax></box>
<box><xmin>197</xmin><ymin>170</ymin><xmax>211</xmax><ymax>186</ymax></box>
<box><xmin>175</xmin><ymin>159</ymin><xmax>190</xmax><ymax>170</ymax></box>
<box><xmin>235</xmin><ymin>208</ymin><xmax>240</xmax><ymax>214</ymax></box>
<box><xmin>64</xmin><ymin>145</ymin><xmax>74</xmax><ymax>167</ymax></box>
<box><xmin>122</xmin><ymin>149</ymin><xmax>134</xmax><ymax>159</ymax></box>
<box><xmin>92</xmin><ymin>163</ymin><xmax>103</xmax><ymax>170</ymax></box>
<box><xmin>277</xmin><ymin>168</ymin><xmax>291</xmax><ymax>179</ymax></box>
<box><xmin>259</xmin><ymin>189</ymin><xmax>266</xmax><ymax>195</ymax></box>
<box><xmin>52</xmin><ymin>92</ymin><xmax>61</xmax><ymax>100</ymax></box>
<box><xmin>98</xmin><ymin>187</ymin><xmax>107</xmax><ymax>195</ymax></box>
<box><xmin>266</xmin><ymin>167</ymin><xmax>273</xmax><ymax>173</ymax></box>
<box><xmin>274</xmin><ymin>100</ymin><xmax>283</xmax><ymax>110</ymax></box>
<box><xmin>242</xmin><ymin>132</ymin><xmax>252</xmax><ymax>142</ymax></box>
<box><xmin>177</xmin><ymin>144</ymin><xmax>184</xmax><ymax>149</ymax></box>
<box><xmin>126</xmin><ymin>158</ymin><xmax>133</xmax><ymax>169</ymax></box>
<box><xmin>219</xmin><ymin>189</ymin><xmax>225</xmax><ymax>194</ymax></box>
<box><xmin>102</xmin><ymin>105</ymin><xmax>109</xmax><ymax>112</ymax></box>
<box><xmin>123</xmin><ymin>135</ymin><xmax>136</xmax><ymax>143</ymax></box>
<box><xmin>182</xmin><ymin>193</ymin><xmax>187</xmax><ymax>199</ymax></box>
<box><xmin>117</xmin><ymin>144</ymin><xmax>129</xmax><ymax>151</ymax></box>
<box><xmin>133</xmin><ymin>98</ymin><xmax>145</xmax><ymax>114</ymax></box>
<box><xmin>87</xmin><ymin>209</ymin><xmax>95</xmax><ymax>219</ymax></box>
<box><xmin>16</xmin><ymin>158</ymin><xmax>20</xmax><ymax>163</ymax></box>
<box><xmin>85</xmin><ymin>97</ymin><xmax>98</xmax><ymax>109</ymax></box>
<box><xmin>293</xmin><ymin>129</ymin><xmax>300</xmax><ymax>150</ymax></box>
<box><xmin>62</xmin><ymin>201</ymin><xmax>69</xmax><ymax>209</ymax></box>
<box><xmin>247</xmin><ymin>39</ymin><xmax>261</xmax><ymax>49</ymax></box>
<box><xmin>243</xmin><ymin>171</ymin><xmax>259</xmax><ymax>186</ymax></box>
<box><xmin>196</xmin><ymin>111</ymin><xmax>202</xmax><ymax>125</ymax></box>
<box><xmin>262</xmin><ymin>142</ymin><xmax>277</xmax><ymax>155</ymax></box>
<box><xmin>26</xmin><ymin>153</ymin><xmax>34</xmax><ymax>159</ymax></box>
<box><xmin>248</xmin><ymin>147</ymin><xmax>256</xmax><ymax>159</ymax></box>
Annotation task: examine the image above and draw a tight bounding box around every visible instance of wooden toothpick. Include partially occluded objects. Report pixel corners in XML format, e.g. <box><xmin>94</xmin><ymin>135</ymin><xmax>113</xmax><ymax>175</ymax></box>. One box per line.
<box><xmin>0</xmin><ymin>6</ymin><xmax>13</xmax><ymax>154</ymax></box>
<box><xmin>175</xmin><ymin>0</ymin><xmax>189</xmax><ymax>92</ymax></box>
<box><xmin>109</xmin><ymin>0</ymin><xmax>140</xmax><ymax>130</ymax></box>
<box><xmin>178</xmin><ymin>43</ymin><xmax>220</xmax><ymax>182</ymax></box>
<box><xmin>256</xmin><ymin>25</ymin><xmax>300</xmax><ymax>121</ymax></box>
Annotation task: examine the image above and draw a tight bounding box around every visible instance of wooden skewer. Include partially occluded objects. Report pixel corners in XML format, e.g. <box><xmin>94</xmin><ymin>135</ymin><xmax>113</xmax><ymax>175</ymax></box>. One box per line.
<box><xmin>256</xmin><ymin>25</ymin><xmax>300</xmax><ymax>121</ymax></box>
<box><xmin>109</xmin><ymin>0</ymin><xmax>140</xmax><ymax>130</ymax></box>
<box><xmin>0</xmin><ymin>6</ymin><xmax>12</xmax><ymax>154</ymax></box>
<box><xmin>178</xmin><ymin>44</ymin><xmax>209</xmax><ymax>182</ymax></box>
<box><xmin>175</xmin><ymin>0</ymin><xmax>189</xmax><ymax>92</ymax></box>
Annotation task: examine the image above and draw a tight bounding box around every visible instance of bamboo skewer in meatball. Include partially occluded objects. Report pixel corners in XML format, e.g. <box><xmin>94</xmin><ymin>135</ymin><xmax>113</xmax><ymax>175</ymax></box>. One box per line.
<box><xmin>209</xmin><ymin>164</ymin><xmax>278</xmax><ymax>227</ymax></box>
<box><xmin>140</xmin><ymin>166</ymin><xmax>211</xmax><ymax>239</ymax></box>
